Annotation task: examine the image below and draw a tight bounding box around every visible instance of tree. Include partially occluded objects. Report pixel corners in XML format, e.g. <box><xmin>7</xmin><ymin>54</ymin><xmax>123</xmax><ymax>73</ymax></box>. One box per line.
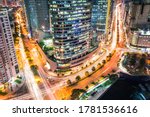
<box><xmin>76</xmin><ymin>76</ymin><xmax>81</xmax><ymax>82</ymax></box>
<box><xmin>85</xmin><ymin>71</ymin><xmax>89</xmax><ymax>77</ymax></box>
<box><xmin>3</xmin><ymin>84</ymin><xmax>6</xmax><ymax>89</ymax></box>
<box><xmin>126</xmin><ymin>52</ymin><xmax>129</xmax><ymax>55</ymax></box>
<box><xmin>28</xmin><ymin>58</ymin><xmax>33</xmax><ymax>64</ymax></box>
<box><xmin>129</xmin><ymin>54</ymin><xmax>136</xmax><ymax>65</ymax></box>
<box><xmin>112</xmin><ymin>69</ymin><xmax>116</xmax><ymax>73</ymax></box>
<box><xmin>67</xmin><ymin>80</ymin><xmax>72</xmax><ymax>86</ymax></box>
<box><xmin>39</xmin><ymin>41</ymin><xmax>45</xmax><ymax>47</ymax></box>
<box><xmin>102</xmin><ymin>60</ymin><xmax>106</xmax><ymax>64</ymax></box>
<box><xmin>85</xmin><ymin>85</ymin><xmax>89</xmax><ymax>89</ymax></box>
<box><xmin>97</xmin><ymin>63</ymin><xmax>101</xmax><ymax>68</ymax></box>
<box><xmin>31</xmin><ymin>65</ymin><xmax>38</xmax><ymax>70</ymax></box>
<box><xmin>30</xmin><ymin>65</ymin><xmax>38</xmax><ymax>75</ymax></box>
<box><xmin>109</xmin><ymin>74</ymin><xmax>118</xmax><ymax>82</ymax></box>
<box><xmin>139</xmin><ymin>57</ymin><xmax>146</xmax><ymax>67</ymax></box>
<box><xmin>13</xmin><ymin>33</ymin><xmax>18</xmax><ymax>38</ymax></box>
<box><xmin>91</xmin><ymin>82</ymin><xmax>96</xmax><ymax>85</ymax></box>
<box><xmin>106</xmin><ymin>56</ymin><xmax>111</xmax><ymax>61</ymax></box>
<box><xmin>108</xmin><ymin>53</ymin><xmax>112</xmax><ymax>57</ymax></box>
<box><xmin>92</xmin><ymin>66</ymin><xmax>96</xmax><ymax>71</ymax></box>
<box><xmin>98</xmin><ymin>63</ymin><xmax>101</xmax><ymax>66</ymax></box>
<box><xmin>107</xmin><ymin>74</ymin><xmax>111</xmax><ymax>77</ymax></box>
<box><xmin>71</xmin><ymin>89</ymin><xmax>86</xmax><ymax>100</ymax></box>
<box><xmin>21</xmin><ymin>34</ymin><xmax>25</xmax><ymax>39</ymax></box>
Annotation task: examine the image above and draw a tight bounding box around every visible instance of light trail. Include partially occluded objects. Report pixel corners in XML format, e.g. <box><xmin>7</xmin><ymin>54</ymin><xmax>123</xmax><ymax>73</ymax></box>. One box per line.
<box><xmin>19</xmin><ymin>39</ymin><xmax>43</xmax><ymax>100</ymax></box>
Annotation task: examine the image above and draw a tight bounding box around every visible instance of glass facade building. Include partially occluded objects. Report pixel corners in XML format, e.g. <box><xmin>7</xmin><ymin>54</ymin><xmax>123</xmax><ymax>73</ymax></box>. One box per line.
<box><xmin>24</xmin><ymin>0</ymin><xmax>50</xmax><ymax>38</ymax></box>
<box><xmin>36</xmin><ymin>0</ymin><xmax>50</xmax><ymax>31</ymax></box>
<box><xmin>50</xmin><ymin>0</ymin><xmax>92</xmax><ymax>69</ymax></box>
<box><xmin>91</xmin><ymin>0</ymin><xmax>108</xmax><ymax>33</ymax></box>
<box><xmin>24</xmin><ymin>0</ymin><xmax>38</xmax><ymax>37</ymax></box>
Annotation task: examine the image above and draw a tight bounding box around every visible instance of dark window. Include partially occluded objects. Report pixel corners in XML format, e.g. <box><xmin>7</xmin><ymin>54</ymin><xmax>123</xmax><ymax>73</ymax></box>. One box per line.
<box><xmin>0</xmin><ymin>18</ymin><xmax>3</xmax><ymax>22</ymax></box>
<box><xmin>141</xmin><ymin>4</ymin><xmax>144</xmax><ymax>14</ymax></box>
<box><xmin>15</xmin><ymin>65</ymin><xmax>19</xmax><ymax>73</ymax></box>
<box><xmin>148</xmin><ymin>15</ymin><xmax>150</xmax><ymax>22</ymax></box>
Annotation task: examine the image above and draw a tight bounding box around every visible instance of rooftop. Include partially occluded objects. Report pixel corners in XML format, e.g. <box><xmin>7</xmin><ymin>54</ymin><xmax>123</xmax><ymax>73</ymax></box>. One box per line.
<box><xmin>139</xmin><ymin>29</ymin><xmax>150</xmax><ymax>36</ymax></box>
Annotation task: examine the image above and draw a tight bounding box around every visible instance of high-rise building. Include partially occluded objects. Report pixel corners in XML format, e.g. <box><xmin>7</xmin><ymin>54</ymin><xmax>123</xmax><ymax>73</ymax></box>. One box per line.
<box><xmin>123</xmin><ymin>0</ymin><xmax>150</xmax><ymax>28</ymax></box>
<box><xmin>130</xmin><ymin>0</ymin><xmax>150</xmax><ymax>28</ymax></box>
<box><xmin>24</xmin><ymin>0</ymin><xmax>50</xmax><ymax>39</ymax></box>
<box><xmin>91</xmin><ymin>0</ymin><xmax>112</xmax><ymax>33</ymax></box>
<box><xmin>0</xmin><ymin>0</ymin><xmax>18</xmax><ymax>6</ymax></box>
<box><xmin>50</xmin><ymin>0</ymin><xmax>92</xmax><ymax>69</ymax></box>
<box><xmin>36</xmin><ymin>0</ymin><xmax>50</xmax><ymax>31</ymax></box>
<box><xmin>122</xmin><ymin>0</ymin><xmax>150</xmax><ymax>52</ymax></box>
<box><xmin>90</xmin><ymin>0</ymin><xmax>112</xmax><ymax>48</ymax></box>
<box><xmin>0</xmin><ymin>8</ymin><xmax>19</xmax><ymax>83</ymax></box>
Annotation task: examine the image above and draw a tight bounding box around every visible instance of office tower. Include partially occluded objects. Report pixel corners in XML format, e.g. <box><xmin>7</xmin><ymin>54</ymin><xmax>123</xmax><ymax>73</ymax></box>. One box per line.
<box><xmin>0</xmin><ymin>8</ymin><xmax>19</xmax><ymax>83</ymax></box>
<box><xmin>91</xmin><ymin>0</ymin><xmax>111</xmax><ymax>33</ymax></box>
<box><xmin>50</xmin><ymin>0</ymin><xmax>92</xmax><ymax>69</ymax></box>
<box><xmin>24</xmin><ymin>0</ymin><xmax>50</xmax><ymax>39</ymax></box>
<box><xmin>90</xmin><ymin>0</ymin><xmax>112</xmax><ymax>48</ymax></box>
<box><xmin>36</xmin><ymin>0</ymin><xmax>50</xmax><ymax>31</ymax></box>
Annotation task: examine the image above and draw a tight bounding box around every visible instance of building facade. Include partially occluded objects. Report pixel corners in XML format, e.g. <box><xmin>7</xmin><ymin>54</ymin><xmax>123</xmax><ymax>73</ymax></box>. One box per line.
<box><xmin>50</xmin><ymin>0</ymin><xmax>92</xmax><ymax>69</ymax></box>
<box><xmin>91</xmin><ymin>0</ymin><xmax>113</xmax><ymax>47</ymax></box>
<box><xmin>130</xmin><ymin>0</ymin><xmax>150</xmax><ymax>28</ymax></box>
<box><xmin>91</xmin><ymin>0</ymin><xmax>110</xmax><ymax>33</ymax></box>
<box><xmin>123</xmin><ymin>0</ymin><xmax>150</xmax><ymax>28</ymax></box>
<box><xmin>131</xmin><ymin>29</ymin><xmax>150</xmax><ymax>48</ymax></box>
<box><xmin>122</xmin><ymin>0</ymin><xmax>150</xmax><ymax>51</ymax></box>
<box><xmin>0</xmin><ymin>8</ymin><xmax>19</xmax><ymax>83</ymax></box>
<box><xmin>24</xmin><ymin>0</ymin><xmax>50</xmax><ymax>39</ymax></box>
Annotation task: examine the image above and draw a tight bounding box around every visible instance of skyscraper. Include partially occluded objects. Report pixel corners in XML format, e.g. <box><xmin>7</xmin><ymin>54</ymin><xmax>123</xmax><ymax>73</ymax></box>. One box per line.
<box><xmin>50</xmin><ymin>0</ymin><xmax>92</xmax><ymax>69</ymax></box>
<box><xmin>36</xmin><ymin>0</ymin><xmax>50</xmax><ymax>31</ymax></box>
<box><xmin>0</xmin><ymin>8</ymin><xmax>19</xmax><ymax>83</ymax></box>
<box><xmin>90</xmin><ymin>0</ymin><xmax>112</xmax><ymax>48</ymax></box>
<box><xmin>91</xmin><ymin>0</ymin><xmax>111</xmax><ymax>33</ymax></box>
<box><xmin>24</xmin><ymin>0</ymin><xmax>50</xmax><ymax>39</ymax></box>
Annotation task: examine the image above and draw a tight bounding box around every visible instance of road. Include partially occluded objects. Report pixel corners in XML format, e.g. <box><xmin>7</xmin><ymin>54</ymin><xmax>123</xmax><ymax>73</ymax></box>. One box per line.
<box><xmin>54</xmin><ymin>0</ymin><xmax>128</xmax><ymax>100</ymax></box>
<box><xmin>14</xmin><ymin>8</ymin><xmax>44</xmax><ymax>100</ymax></box>
<box><xmin>54</xmin><ymin>50</ymin><xmax>122</xmax><ymax>99</ymax></box>
<box><xmin>31</xmin><ymin>47</ymin><xmax>56</xmax><ymax>100</ymax></box>
<box><xmin>19</xmin><ymin>38</ymin><xmax>43</xmax><ymax>100</ymax></box>
<box><xmin>9</xmin><ymin>0</ymin><xmax>136</xmax><ymax>100</ymax></box>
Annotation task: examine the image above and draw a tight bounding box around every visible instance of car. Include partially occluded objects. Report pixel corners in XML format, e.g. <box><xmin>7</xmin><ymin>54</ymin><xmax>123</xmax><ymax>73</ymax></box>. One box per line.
<box><xmin>91</xmin><ymin>91</ymin><xmax>97</xmax><ymax>96</ymax></box>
